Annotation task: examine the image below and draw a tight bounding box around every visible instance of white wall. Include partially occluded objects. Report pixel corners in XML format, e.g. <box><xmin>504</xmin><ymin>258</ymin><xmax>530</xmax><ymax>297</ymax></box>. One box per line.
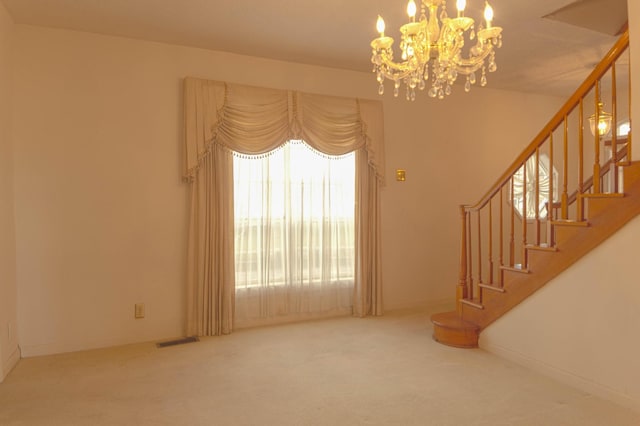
<box><xmin>11</xmin><ymin>25</ymin><xmax>561</xmax><ymax>356</ymax></box>
<box><xmin>0</xmin><ymin>2</ymin><xmax>19</xmax><ymax>381</ymax></box>
<box><xmin>380</xmin><ymin>88</ymin><xmax>561</xmax><ymax>309</ymax></box>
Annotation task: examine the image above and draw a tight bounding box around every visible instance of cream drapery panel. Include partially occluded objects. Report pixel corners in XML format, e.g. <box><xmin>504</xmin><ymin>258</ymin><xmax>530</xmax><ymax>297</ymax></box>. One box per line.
<box><xmin>184</xmin><ymin>77</ymin><xmax>385</xmax><ymax>335</ymax></box>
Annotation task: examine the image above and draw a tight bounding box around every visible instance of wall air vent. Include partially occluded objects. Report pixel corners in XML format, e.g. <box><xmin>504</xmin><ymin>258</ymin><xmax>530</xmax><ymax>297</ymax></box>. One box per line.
<box><xmin>156</xmin><ymin>336</ymin><xmax>200</xmax><ymax>348</ymax></box>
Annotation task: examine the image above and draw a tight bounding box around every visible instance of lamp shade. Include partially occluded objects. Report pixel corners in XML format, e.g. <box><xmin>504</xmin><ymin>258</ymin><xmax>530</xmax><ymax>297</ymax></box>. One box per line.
<box><xmin>589</xmin><ymin>103</ymin><xmax>613</xmax><ymax>137</ymax></box>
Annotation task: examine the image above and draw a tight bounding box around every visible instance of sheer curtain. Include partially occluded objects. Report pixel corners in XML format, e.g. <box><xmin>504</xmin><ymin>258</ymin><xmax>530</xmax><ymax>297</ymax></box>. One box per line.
<box><xmin>183</xmin><ymin>78</ymin><xmax>385</xmax><ymax>336</ymax></box>
<box><xmin>234</xmin><ymin>141</ymin><xmax>355</xmax><ymax>327</ymax></box>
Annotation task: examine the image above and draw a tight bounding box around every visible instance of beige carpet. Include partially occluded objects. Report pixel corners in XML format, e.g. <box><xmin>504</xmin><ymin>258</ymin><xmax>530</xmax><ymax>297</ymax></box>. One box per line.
<box><xmin>1</xmin><ymin>307</ymin><xmax>639</xmax><ymax>425</ymax></box>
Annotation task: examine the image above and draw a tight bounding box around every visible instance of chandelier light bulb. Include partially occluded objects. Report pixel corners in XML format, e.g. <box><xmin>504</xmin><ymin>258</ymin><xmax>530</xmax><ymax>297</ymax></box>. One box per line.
<box><xmin>407</xmin><ymin>0</ymin><xmax>417</xmax><ymax>19</ymax></box>
<box><xmin>598</xmin><ymin>122</ymin><xmax>607</xmax><ymax>134</ymax></box>
<box><xmin>376</xmin><ymin>15</ymin><xmax>385</xmax><ymax>36</ymax></box>
<box><xmin>484</xmin><ymin>2</ymin><xmax>494</xmax><ymax>27</ymax></box>
<box><xmin>457</xmin><ymin>0</ymin><xmax>467</xmax><ymax>14</ymax></box>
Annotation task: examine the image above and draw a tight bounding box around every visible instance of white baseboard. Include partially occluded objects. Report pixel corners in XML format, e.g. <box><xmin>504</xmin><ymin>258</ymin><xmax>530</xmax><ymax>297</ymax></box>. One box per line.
<box><xmin>481</xmin><ymin>341</ymin><xmax>640</xmax><ymax>413</ymax></box>
<box><xmin>19</xmin><ymin>329</ymin><xmax>183</xmax><ymax>358</ymax></box>
<box><xmin>0</xmin><ymin>344</ymin><xmax>21</xmax><ymax>383</ymax></box>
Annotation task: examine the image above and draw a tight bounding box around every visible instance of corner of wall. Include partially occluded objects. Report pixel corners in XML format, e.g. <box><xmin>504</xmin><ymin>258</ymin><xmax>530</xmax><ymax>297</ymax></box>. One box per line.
<box><xmin>0</xmin><ymin>0</ymin><xmax>20</xmax><ymax>381</ymax></box>
<box><xmin>630</xmin><ymin>0</ymin><xmax>640</xmax><ymax>162</ymax></box>
<box><xmin>0</xmin><ymin>344</ymin><xmax>21</xmax><ymax>383</ymax></box>
<box><xmin>479</xmin><ymin>338</ymin><xmax>640</xmax><ymax>413</ymax></box>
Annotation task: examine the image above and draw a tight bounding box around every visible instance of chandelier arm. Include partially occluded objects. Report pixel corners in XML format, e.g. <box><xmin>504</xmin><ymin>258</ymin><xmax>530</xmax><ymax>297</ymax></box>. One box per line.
<box><xmin>378</xmin><ymin>62</ymin><xmax>413</xmax><ymax>78</ymax></box>
<box><xmin>453</xmin><ymin>63</ymin><xmax>484</xmax><ymax>76</ymax></box>
<box><xmin>453</xmin><ymin>50</ymin><xmax>492</xmax><ymax>75</ymax></box>
<box><xmin>376</xmin><ymin>53</ymin><xmax>417</xmax><ymax>80</ymax></box>
<box><xmin>438</xmin><ymin>22</ymin><xmax>465</xmax><ymax>63</ymax></box>
<box><xmin>380</xmin><ymin>69</ymin><xmax>413</xmax><ymax>82</ymax></box>
<box><xmin>453</xmin><ymin>37</ymin><xmax>498</xmax><ymax>75</ymax></box>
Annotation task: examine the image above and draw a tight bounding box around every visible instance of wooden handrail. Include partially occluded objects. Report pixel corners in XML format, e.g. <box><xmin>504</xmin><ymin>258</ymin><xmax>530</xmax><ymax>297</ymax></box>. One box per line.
<box><xmin>466</xmin><ymin>29</ymin><xmax>630</xmax><ymax>212</ymax></box>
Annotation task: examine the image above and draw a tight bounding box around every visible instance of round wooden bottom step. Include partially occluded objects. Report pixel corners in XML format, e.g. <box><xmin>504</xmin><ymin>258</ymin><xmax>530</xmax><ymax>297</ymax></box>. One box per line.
<box><xmin>431</xmin><ymin>311</ymin><xmax>480</xmax><ymax>348</ymax></box>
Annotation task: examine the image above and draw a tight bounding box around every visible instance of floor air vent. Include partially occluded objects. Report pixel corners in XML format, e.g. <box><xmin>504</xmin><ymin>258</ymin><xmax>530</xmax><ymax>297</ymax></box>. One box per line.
<box><xmin>156</xmin><ymin>336</ymin><xmax>200</xmax><ymax>348</ymax></box>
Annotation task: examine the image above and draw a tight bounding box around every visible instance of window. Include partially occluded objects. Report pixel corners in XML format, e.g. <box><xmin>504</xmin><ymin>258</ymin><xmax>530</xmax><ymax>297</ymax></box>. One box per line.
<box><xmin>233</xmin><ymin>140</ymin><xmax>355</xmax><ymax>323</ymax></box>
<box><xmin>618</xmin><ymin>121</ymin><xmax>631</xmax><ymax>137</ymax></box>
<box><xmin>510</xmin><ymin>154</ymin><xmax>558</xmax><ymax>220</ymax></box>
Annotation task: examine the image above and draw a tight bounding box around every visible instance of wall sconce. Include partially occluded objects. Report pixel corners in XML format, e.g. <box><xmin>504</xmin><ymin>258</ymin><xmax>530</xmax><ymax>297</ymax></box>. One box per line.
<box><xmin>589</xmin><ymin>102</ymin><xmax>613</xmax><ymax>137</ymax></box>
<box><xmin>396</xmin><ymin>169</ymin><xmax>406</xmax><ymax>181</ymax></box>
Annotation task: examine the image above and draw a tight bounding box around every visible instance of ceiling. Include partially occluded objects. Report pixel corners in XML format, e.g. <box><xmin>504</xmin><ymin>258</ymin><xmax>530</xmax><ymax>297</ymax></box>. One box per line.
<box><xmin>0</xmin><ymin>0</ymin><xmax>629</xmax><ymax>98</ymax></box>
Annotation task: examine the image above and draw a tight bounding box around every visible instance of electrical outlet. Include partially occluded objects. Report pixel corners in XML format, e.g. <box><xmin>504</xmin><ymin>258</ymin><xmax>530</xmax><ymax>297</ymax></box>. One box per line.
<box><xmin>135</xmin><ymin>303</ymin><xmax>145</xmax><ymax>319</ymax></box>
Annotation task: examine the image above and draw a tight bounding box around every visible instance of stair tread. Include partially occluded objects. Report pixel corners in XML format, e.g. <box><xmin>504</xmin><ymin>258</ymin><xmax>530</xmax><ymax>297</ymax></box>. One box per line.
<box><xmin>460</xmin><ymin>298</ymin><xmax>484</xmax><ymax>310</ymax></box>
<box><xmin>431</xmin><ymin>311</ymin><xmax>479</xmax><ymax>331</ymax></box>
<box><xmin>525</xmin><ymin>244</ymin><xmax>557</xmax><ymax>252</ymax></box>
<box><xmin>551</xmin><ymin>220</ymin><xmax>590</xmax><ymax>227</ymax></box>
<box><xmin>500</xmin><ymin>264</ymin><xmax>530</xmax><ymax>273</ymax></box>
<box><xmin>431</xmin><ymin>311</ymin><xmax>479</xmax><ymax>348</ymax></box>
<box><xmin>478</xmin><ymin>283</ymin><xmax>506</xmax><ymax>293</ymax></box>
<box><xmin>580</xmin><ymin>192</ymin><xmax>625</xmax><ymax>199</ymax></box>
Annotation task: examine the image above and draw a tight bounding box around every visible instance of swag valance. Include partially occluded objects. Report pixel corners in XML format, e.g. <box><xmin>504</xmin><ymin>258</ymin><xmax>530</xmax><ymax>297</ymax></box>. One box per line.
<box><xmin>183</xmin><ymin>77</ymin><xmax>385</xmax><ymax>184</ymax></box>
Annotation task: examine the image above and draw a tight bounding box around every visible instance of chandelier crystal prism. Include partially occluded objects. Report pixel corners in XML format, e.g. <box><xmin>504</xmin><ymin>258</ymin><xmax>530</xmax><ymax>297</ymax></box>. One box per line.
<box><xmin>370</xmin><ymin>0</ymin><xmax>503</xmax><ymax>100</ymax></box>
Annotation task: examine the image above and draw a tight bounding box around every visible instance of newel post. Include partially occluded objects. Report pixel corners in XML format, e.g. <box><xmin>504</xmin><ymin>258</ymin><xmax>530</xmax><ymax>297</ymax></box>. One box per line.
<box><xmin>457</xmin><ymin>205</ymin><xmax>468</xmax><ymax>314</ymax></box>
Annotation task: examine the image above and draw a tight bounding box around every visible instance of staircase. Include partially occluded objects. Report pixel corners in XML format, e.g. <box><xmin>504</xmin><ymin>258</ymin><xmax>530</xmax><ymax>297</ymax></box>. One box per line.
<box><xmin>431</xmin><ymin>29</ymin><xmax>634</xmax><ymax>348</ymax></box>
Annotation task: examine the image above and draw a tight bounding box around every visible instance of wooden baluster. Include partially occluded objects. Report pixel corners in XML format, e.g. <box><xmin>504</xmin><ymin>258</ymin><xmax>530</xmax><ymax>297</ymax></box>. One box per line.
<box><xmin>628</xmin><ymin>60</ymin><xmax>632</xmax><ymax>164</ymax></box>
<box><xmin>457</xmin><ymin>205</ymin><xmax>468</xmax><ymax>314</ymax></box>
<box><xmin>611</xmin><ymin>61</ymin><xmax>618</xmax><ymax>193</ymax></box>
<box><xmin>578</xmin><ymin>99</ymin><xmax>585</xmax><ymax>221</ymax></box>
<box><xmin>499</xmin><ymin>186</ymin><xmax>504</xmax><ymax>287</ymax></box>
<box><xmin>477</xmin><ymin>210</ymin><xmax>483</xmax><ymax>303</ymax></box>
<box><xmin>594</xmin><ymin>80</ymin><xmax>602</xmax><ymax>194</ymax></box>
<box><xmin>522</xmin><ymin>160</ymin><xmax>527</xmax><ymax>268</ymax></box>
<box><xmin>467</xmin><ymin>211</ymin><xmax>473</xmax><ymax>301</ymax></box>
<box><xmin>548</xmin><ymin>133</ymin><xmax>555</xmax><ymax>246</ymax></box>
<box><xmin>489</xmin><ymin>198</ymin><xmax>494</xmax><ymax>285</ymax></box>
<box><xmin>510</xmin><ymin>176</ymin><xmax>515</xmax><ymax>267</ymax></box>
<box><xmin>521</xmin><ymin>161</ymin><xmax>531</xmax><ymax>269</ymax></box>
<box><xmin>562</xmin><ymin>116</ymin><xmax>569</xmax><ymax>219</ymax></box>
<box><xmin>477</xmin><ymin>210</ymin><xmax>482</xmax><ymax>283</ymax></box>
<box><xmin>535</xmin><ymin>147</ymin><xmax>540</xmax><ymax>246</ymax></box>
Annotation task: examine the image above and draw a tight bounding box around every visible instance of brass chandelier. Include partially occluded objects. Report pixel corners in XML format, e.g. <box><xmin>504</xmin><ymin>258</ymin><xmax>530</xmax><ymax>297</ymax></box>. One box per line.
<box><xmin>370</xmin><ymin>0</ymin><xmax>503</xmax><ymax>100</ymax></box>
